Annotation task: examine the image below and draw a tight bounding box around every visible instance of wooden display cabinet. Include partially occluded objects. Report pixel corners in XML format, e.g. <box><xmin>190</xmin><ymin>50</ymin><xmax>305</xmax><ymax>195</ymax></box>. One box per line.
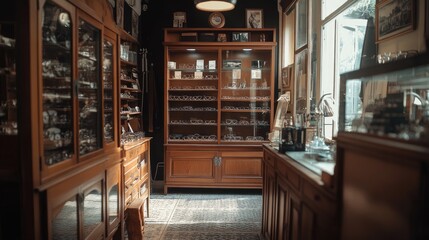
<box><xmin>164</xmin><ymin>28</ymin><xmax>276</xmax><ymax>193</ymax></box>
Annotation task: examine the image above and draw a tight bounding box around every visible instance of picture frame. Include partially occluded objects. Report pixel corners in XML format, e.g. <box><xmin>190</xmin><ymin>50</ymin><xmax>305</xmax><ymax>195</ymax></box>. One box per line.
<box><xmin>281</xmin><ymin>65</ymin><xmax>293</xmax><ymax>89</ymax></box>
<box><xmin>116</xmin><ymin>0</ymin><xmax>124</xmax><ymax>28</ymax></box>
<box><xmin>294</xmin><ymin>49</ymin><xmax>308</xmax><ymax>113</ymax></box>
<box><xmin>295</xmin><ymin>0</ymin><xmax>308</xmax><ymax>51</ymax></box>
<box><xmin>375</xmin><ymin>0</ymin><xmax>415</xmax><ymax>42</ymax></box>
<box><xmin>246</xmin><ymin>9</ymin><xmax>263</xmax><ymax>28</ymax></box>
<box><xmin>131</xmin><ymin>10</ymin><xmax>139</xmax><ymax>39</ymax></box>
<box><xmin>173</xmin><ymin>12</ymin><xmax>187</xmax><ymax>28</ymax></box>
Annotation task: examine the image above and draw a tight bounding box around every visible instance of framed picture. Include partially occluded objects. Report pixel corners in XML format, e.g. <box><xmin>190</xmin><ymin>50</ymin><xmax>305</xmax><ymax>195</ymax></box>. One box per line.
<box><xmin>131</xmin><ymin>10</ymin><xmax>139</xmax><ymax>39</ymax></box>
<box><xmin>116</xmin><ymin>0</ymin><xmax>124</xmax><ymax>28</ymax></box>
<box><xmin>281</xmin><ymin>65</ymin><xmax>293</xmax><ymax>89</ymax></box>
<box><xmin>295</xmin><ymin>0</ymin><xmax>308</xmax><ymax>51</ymax></box>
<box><xmin>294</xmin><ymin>49</ymin><xmax>308</xmax><ymax>113</ymax></box>
<box><xmin>246</xmin><ymin>9</ymin><xmax>263</xmax><ymax>28</ymax></box>
<box><xmin>376</xmin><ymin>0</ymin><xmax>415</xmax><ymax>42</ymax></box>
<box><xmin>173</xmin><ymin>12</ymin><xmax>187</xmax><ymax>28</ymax></box>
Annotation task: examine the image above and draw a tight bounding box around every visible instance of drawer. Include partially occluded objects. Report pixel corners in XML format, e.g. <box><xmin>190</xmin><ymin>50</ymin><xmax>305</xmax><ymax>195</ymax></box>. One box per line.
<box><xmin>124</xmin><ymin>156</ymin><xmax>139</xmax><ymax>173</ymax></box>
<box><xmin>125</xmin><ymin>143</ymin><xmax>147</xmax><ymax>160</ymax></box>
<box><xmin>125</xmin><ymin>184</ymin><xmax>139</xmax><ymax>208</ymax></box>
<box><xmin>125</xmin><ymin>166</ymin><xmax>140</xmax><ymax>187</ymax></box>
<box><xmin>277</xmin><ymin>159</ymin><xmax>301</xmax><ymax>191</ymax></box>
<box><xmin>302</xmin><ymin>180</ymin><xmax>335</xmax><ymax>214</ymax></box>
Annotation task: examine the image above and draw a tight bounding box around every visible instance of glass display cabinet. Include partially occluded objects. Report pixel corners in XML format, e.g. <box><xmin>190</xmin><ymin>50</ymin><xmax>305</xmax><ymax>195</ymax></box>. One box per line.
<box><xmin>41</xmin><ymin>1</ymin><xmax>74</xmax><ymax>166</ymax></box>
<box><xmin>337</xmin><ymin>53</ymin><xmax>429</xmax><ymax>239</ymax></box>
<box><xmin>0</xmin><ymin>23</ymin><xmax>17</xmax><ymax>136</ymax></box>
<box><xmin>339</xmin><ymin>53</ymin><xmax>429</xmax><ymax>143</ymax></box>
<box><xmin>163</xmin><ymin>28</ymin><xmax>276</xmax><ymax>193</ymax></box>
<box><xmin>220</xmin><ymin>49</ymin><xmax>272</xmax><ymax>143</ymax></box>
<box><xmin>77</xmin><ymin>17</ymin><xmax>102</xmax><ymax>156</ymax></box>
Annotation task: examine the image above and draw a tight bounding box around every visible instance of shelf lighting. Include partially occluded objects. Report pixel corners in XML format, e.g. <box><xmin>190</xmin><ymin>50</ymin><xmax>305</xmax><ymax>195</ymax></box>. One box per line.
<box><xmin>187</xmin><ymin>48</ymin><xmax>196</xmax><ymax>51</ymax></box>
<box><xmin>194</xmin><ymin>0</ymin><xmax>237</xmax><ymax>12</ymax></box>
<box><xmin>243</xmin><ymin>48</ymin><xmax>253</xmax><ymax>51</ymax></box>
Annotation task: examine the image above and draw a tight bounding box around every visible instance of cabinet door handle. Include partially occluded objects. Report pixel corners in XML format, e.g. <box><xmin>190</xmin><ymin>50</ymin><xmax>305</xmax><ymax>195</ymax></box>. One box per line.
<box><xmin>213</xmin><ymin>156</ymin><xmax>222</xmax><ymax>166</ymax></box>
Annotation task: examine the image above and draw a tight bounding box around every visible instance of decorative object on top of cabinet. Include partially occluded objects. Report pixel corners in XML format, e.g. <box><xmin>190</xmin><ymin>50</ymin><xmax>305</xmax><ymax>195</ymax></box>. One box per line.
<box><xmin>246</xmin><ymin>9</ymin><xmax>263</xmax><ymax>28</ymax></box>
<box><xmin>163</xmin><ymin>28</ymin><xmax>276</xmax><ymax>193</ymax></box>
<box><xmin>375</xmin><ymin>0</ymin><xmax>415</xmax><ymax>43</ymax></box>
<box><xmin>0</xmin><ymin>22</ymin><xmax>17</xmax><ymax>136</ymax></box>
<box><xmin>164</xmin><ymin>28</ymin><xmax>275</xmax><ymax>43</ymax></box>
<box><xmin>339</xmin><ymin>52</ymin><xmax>429</xmax><ymax>143</ymax></box>
<box><xmin>173</xmin><ymin>11</ymin><xmax>187</xmax><ymax>28</ymax></box>
<box><xmin>209</xmin><ymin>12</ymin><xmax>225</xmax><ymax>28</ymax></box>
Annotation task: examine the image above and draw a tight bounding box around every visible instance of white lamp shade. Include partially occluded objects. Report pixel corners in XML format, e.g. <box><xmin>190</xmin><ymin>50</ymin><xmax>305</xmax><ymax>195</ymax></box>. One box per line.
<box><xmin>194</xmin><ymin>0</ymin><xmax>237</xmax><ymax>12</ymax></box>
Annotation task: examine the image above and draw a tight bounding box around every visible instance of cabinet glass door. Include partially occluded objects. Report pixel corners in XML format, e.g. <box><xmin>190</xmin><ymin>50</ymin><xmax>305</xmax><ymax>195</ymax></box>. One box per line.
<box><xmin>41</xmin><ymin>1</ymin><xmax>74</xmax><ymax>165</ymax></box>
<box><xmin>220</xmin><ymin>49</ymin><xmax>272</xmax><ymax>143</ymax></box>
<box><xmin>77</xmin><ymin>18</ymin><xmax>102</xmax><ymax>155</ymax></box>
<box><xmin>52</xmin><ymin>196</ymin><xmax>78</xmax><ymax>239</ymax></box>
<box><xmin>82</xmin><ymin>181</ymin><xmax>103</xmax><ymax>238</ymax></box>
<box><xmin>103</xmin><ymin>39</ymin><xmax>114</xmax><ymax>144</ymax></box>
<box><xmin>167</xmin><ymin>48</ymin><xmax>219</xmax><ymax>143</ymax></box>
<box><xmin>0</xmin><ymin>22</ymin><xmax>17</xmax><ymax>135</ymax></box>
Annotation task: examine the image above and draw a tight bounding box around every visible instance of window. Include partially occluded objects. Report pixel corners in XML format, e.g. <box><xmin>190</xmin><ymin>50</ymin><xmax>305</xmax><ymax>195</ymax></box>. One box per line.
<box><xmin>320</xmin><ymin>0</ymin><xmax>376</xmax><ymax>139</ymax></box>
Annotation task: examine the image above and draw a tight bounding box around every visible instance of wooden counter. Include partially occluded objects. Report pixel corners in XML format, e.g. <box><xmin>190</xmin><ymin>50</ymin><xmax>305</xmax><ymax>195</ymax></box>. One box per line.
<box><xmin>261</xmin><ymin>144</ymin><xmax>339</xmax><ymax>240</ymax></box>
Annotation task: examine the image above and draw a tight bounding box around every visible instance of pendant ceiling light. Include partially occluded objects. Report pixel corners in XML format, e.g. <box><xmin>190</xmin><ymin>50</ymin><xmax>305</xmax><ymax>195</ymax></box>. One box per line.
<box><xmin>194</xmin><ymin>0</ymin><xmax>237</xmax><ymax>12</ymax></box>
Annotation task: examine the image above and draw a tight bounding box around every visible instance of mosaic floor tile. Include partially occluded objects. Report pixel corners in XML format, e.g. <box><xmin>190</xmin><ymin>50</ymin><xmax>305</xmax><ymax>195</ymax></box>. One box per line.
<box><xmin>144</xmin><ymin>190</ymin><xmax>262</xmax><ymax>240</ymax></box>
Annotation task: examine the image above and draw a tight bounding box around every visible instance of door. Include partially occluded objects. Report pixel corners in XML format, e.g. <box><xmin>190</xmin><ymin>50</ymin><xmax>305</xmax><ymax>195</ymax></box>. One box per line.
<box><xmin>219</xmin><ymin>151</ymin><xmax>262</xmax><ymax>185</ymax></box>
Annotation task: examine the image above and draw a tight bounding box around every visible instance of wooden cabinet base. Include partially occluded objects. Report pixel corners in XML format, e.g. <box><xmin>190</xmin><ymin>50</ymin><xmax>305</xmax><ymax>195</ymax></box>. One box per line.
<box><xmin>126</xmin><ymin>198</ymin><xmax>145</xmax><ymax>240</ymax></box>
<box><xmin>164</xmin><ymin>145</ymin><xmax>263</xmax><ymax>194</ymax></box>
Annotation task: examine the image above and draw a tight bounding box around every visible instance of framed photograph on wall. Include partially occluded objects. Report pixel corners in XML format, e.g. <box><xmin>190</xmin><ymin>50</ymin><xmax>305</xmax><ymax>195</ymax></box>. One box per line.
<box><xmin>281</xmin><ymin>65</ymin><xmax>293</xmax><ymax>89</ymax></box>
<box><xmin>295</xmin><ymin>0</ymin><xmax>308</xmax><ymax>51</ymax></box>
<box><xmin>376</xmin><ymin>0</ymin><xmax>415</xmax><ymax>42</ymax></box>
<box><xmin>246</xmin><ymin>9</ymin><xmax>263</xmax><ymax>28</ymax></box>
<box><xmin>131</xmin><ymin>10</ymin><xmax>139</xmax><ymax>38</ymax></box>
<box><xmin>116</xmin><ymin>0</ymin><xmax>124</xmax><ymax>28</ymax></box>
<box><xmin>294</xmin><ymin>49</ymin><xmax>308</xmax><ymax>113</ymax></box>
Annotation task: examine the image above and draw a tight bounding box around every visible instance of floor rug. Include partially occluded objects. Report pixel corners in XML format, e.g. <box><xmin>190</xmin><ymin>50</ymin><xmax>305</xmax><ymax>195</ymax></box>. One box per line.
<box><xmin>143</xmin><ymin>188</ymin><xmax>262</xmax><ymax>240</ymax></box>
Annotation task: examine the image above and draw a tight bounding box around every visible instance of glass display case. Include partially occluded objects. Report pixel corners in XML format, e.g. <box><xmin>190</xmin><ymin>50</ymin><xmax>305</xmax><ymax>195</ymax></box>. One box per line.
<box><xmin>220</xmin><ymin>49</ymin><xmax>272</xmax><ymax>143</ymax></box>
<box><xmin>0</xmin><ymin>22</ymin><xmax>16</xmax><ymax>135</ymax></box>
<box><xmin>339</xmin><ymin>53</ymin><xmax>429</xmax><ymax>143</ymax></box>
<box><xmin>78</xmin><ymin>18</ymin><xmax>102</xmax><ymax>156</ymax></box>
<box><xmin>42</xmin><ymin>1</ymin><xmax>74</xmax><ymax>165</ymax></box>
<box><xmin>103</xmin><ymin>36</ymin><xmax>115</xmax><ymax>144</ymax></box>
<box><xmin>167</xmin><ymin>48</ymin><xmax>219</xmax><ymax>143</ymax></box>
<box><xmin>165</xmin><ymin>47</ymin><xmax>274</xmax><ymax>144</ymax></box>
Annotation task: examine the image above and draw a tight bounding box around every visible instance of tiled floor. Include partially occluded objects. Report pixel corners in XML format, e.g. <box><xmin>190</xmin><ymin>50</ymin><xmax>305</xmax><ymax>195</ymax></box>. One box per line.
<box><xmin>143</xmin><ymin>185</ymin><xmax>262</xmax><ymax>240</ymax></box>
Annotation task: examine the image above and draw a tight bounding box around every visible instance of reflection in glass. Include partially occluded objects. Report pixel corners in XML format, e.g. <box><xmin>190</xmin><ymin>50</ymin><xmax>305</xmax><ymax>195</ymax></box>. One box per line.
<box><xmin>108</xmin><ymin>184</ymin><xmax>119</xmax><ymax>224</ymax></box>
<box><xmin>103</xmin><ymin>39</ymin><xmax>114</xmax><ymax>143</ymax></box>
<box><xmin>42</xmin><ymin>2</ymin><xmax>74</xmax><ymax>165</ymax></box>
<box><xmin>78</xmin><ymin>19</ymin><xmax>101</xmax><ymax>155</ymax></box>
<box><xmin>83</xmin><ymin>183</ymin><xmax>103</xmax><ymax>238</ymax></box>
<box><xmin>340</xmin><ymin>57</ymin><xmax>429</xmax><ymax>141</ymax></box>
<box><xmin>52</xmin><ymin>196</ymin><xmax>78</xmax><ymax>239</ymax></box>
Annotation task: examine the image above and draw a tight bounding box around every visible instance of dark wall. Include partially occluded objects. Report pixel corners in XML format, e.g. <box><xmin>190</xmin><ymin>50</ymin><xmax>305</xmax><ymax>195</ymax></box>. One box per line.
<box><xmin>140</xmin><ymin>0</ymin><xmax>279</xmax><ymax>179</ymax></box>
